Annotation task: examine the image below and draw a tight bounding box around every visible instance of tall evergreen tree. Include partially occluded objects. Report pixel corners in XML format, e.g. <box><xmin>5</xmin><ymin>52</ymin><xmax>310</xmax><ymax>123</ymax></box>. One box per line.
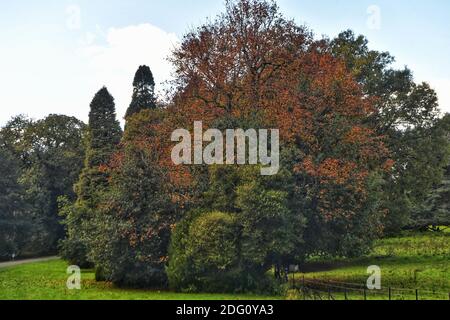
<box><xmin>77</xmin><ymin>87</ymin><xmax>122</xmax><ymax>203</ymax></box>
<box><xmin>60</xmin><ymin>87</ymin><xmax>122</xmax><ymax>267</ymax></box>
<box><xmin>86</xmin><ymin>88</ymin><xmax>122</xmax><ymax>166</ymax></box>
<box><xmin>125</xmin><ymin>65</ymin><xmax>157</xmax><ymax>119</ymax></box>
<box><xmin>90</xmin><ymin>110</ymin><xmax>174</xmax><ymax>287</ymax></box>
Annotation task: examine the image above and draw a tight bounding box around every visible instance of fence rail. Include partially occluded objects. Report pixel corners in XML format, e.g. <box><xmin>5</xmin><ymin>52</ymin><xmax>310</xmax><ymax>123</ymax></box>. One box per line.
<box><xmin>291</xmin><ymin>275</ymin><xmax>450</xmax><ymax>301</ymax></box>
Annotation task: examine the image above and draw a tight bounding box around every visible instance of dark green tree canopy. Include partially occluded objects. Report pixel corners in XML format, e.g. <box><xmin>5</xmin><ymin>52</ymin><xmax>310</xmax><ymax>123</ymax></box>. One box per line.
<box><xmin>75</xmin><ymin>87</ymin><xmax>122</xmax><ymax>204</ymax></box>
<box><xmin>133</xmin><ymin>65</ymin><xmax>155</xmax><ymax>88</ymax></box>
<box><xmin>0</xmin><ymin>114</ymin><xmax>86</xmax><ymax>257</ymax></box>
<box><xmin>125</xmin><ymin>65</ymin><xmax>157</xmax><ymax>118</ymax></box>
<box><xmin>412</xmin><ymin>114</ymin><xmax>450</xmax><ymax>229</ymax></box>
<box><xmin>330</xmin><ymin>30</ymin><xmax>446</xmax><ymax>232</ymax></box>
<box><xmin>0</xmin><ymin>147</ymin><xmax>31</xmax><ymax>260</ymax></box>
<box><xmin>61</xmin><ymin>87</ymin><xmax>122</xmax><ymax>268</ymax></box>
<box><xmin>87</xmin><ymin>87</ymin><xmax>122</xmax><ymax>168</ymax></box>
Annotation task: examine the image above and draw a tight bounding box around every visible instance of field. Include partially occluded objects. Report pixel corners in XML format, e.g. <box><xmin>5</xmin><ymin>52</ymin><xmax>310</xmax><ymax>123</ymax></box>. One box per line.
<box><xmin>0</xmin><ymin>259</ymin><xmax>279</xmax><ymax>300</ymax></box>
<box><xmin>297</xmin><ymin>230</ymin><xmax>450</xmax><ymax>300</ymax></box>
<box><xmin>0</xmin><ymin>231</ymin><xmax>448</xmax><ymax>300</ymax></box>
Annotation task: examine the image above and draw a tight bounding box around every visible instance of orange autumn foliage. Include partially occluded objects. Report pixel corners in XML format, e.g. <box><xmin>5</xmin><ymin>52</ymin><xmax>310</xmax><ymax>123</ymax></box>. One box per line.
<box><xmin>111</xmin><ymin>0</ymin><xmax>392</xmax><ymax>223</ymax></box>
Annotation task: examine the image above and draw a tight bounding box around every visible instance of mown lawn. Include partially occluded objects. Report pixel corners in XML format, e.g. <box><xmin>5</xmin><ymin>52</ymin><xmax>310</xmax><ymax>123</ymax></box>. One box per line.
<box><xmin>296</xmin><ymin>230</ymin><xmax>450</xmax><ymax>300</ymax></box>
<box><xmin>0</xmin><ymin>259</ymin><xmax>279</xmax><ymax>300</ymax></box>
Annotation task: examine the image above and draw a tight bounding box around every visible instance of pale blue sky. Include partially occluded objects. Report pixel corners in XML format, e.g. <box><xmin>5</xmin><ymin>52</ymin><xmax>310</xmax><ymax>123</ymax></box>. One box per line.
<box><xmin>1</xmin><ymin>0</ymin><xmax>449</xmax><ymax>125</ymax></box>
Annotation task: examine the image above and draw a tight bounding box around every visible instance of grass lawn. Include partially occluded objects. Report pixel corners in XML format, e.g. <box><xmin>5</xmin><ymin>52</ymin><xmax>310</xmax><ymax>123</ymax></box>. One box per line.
<box><xmin>296</xmin><ymin>230</ymin><xmax>450</xmax><ymax>300</ymax></box>
<box><xmin>0</xmin><ymin>259</ymin><xmax>280</xmax><ymax>300</ymax></box>
<box><xmin>1</xmin><ymin>230</ymin><xmax>448</xmax><ymax>300</ymax></box>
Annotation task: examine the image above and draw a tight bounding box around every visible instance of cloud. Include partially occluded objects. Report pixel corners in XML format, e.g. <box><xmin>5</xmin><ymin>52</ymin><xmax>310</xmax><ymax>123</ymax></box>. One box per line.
<box><xmin>78</xmin><ymin>23</ymin><xmax>180</xmax><ymax>121</ymax></box>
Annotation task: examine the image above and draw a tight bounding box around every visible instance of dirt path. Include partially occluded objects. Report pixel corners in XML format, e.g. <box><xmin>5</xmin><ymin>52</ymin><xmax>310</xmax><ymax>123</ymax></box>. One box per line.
<box><xmin>0</xmin><ymin>256</ymin><xmax>59</xmax><ymax>269</ymax></box>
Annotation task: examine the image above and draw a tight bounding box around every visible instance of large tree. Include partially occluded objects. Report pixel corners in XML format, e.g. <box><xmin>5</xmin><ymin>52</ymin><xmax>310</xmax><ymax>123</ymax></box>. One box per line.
<box><xmin>411</xmin><ymin>114</ymin><xmax>450</xmax><ymax>230</ymax></box>
<box><xmin>330</xmin><ymin>30</ymin><xmax>448</xmax><ymax>232</ymax></box>
<box><xmin>416</xmin><ymin>164</ymin><xmax>450</xmax><ymax>230</ymax></box>
<box><xmin>125</xmin><ymin>65</ymin><xmax>157</xmax><ymax>119</ymax></box>
<box><xmin>60</xmin><ymin>87</ymin><xmax>122</xmax><ymax>267</ymax></box>
<box><xmin>163</xmin><ymin>0</ymin><xmax>391</xmax><ymax>292</ymax></box>
<box><xmin>0</xmin><ymin>115</ymin><xmax>86</xmax><ymax>255</ymax></box>
<box><xmin>0</xmin><ymin>147</ymin><xmax>31</xmax><ymax>260</ymax></box>
<box><xmin>168</xmin><ymin>164</ymin><xmax>304</xmax><ymax>292</ymax></box>
<box><xmin>89</xmin><ymin>110</ymin><xmax>175</xmax><ymax>287</ymax></box>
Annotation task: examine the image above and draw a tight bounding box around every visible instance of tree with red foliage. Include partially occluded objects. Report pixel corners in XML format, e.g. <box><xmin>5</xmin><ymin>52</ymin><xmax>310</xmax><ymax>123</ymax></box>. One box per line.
<box><xmin>96</xmin><ymin>0</ymin><xmax>393</xmax><ymax>291</ymax></box>
<box><xmin>168</xmin><ymin>0</ymin><xmax>391</xmax><ymax>261</ymax></box>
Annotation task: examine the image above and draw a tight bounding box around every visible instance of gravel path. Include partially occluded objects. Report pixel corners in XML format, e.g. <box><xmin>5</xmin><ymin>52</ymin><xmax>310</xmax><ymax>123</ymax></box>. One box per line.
<box><xmin>0</xmin><ymin>256</ymin><xmax>59</xmax><ymax>269</ymax></box>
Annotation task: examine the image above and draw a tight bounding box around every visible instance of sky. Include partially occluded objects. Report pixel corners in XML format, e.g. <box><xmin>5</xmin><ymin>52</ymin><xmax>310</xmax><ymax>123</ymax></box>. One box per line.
<box><xmin>0</xmin><ymin>0</ymin><xmax>449</xmax><ymax>126</ymax></box>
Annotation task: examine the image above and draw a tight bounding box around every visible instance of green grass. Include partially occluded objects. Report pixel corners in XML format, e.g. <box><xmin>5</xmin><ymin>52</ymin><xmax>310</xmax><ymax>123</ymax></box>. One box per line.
<box><xmin>1</xmin><ymin>231</ymin><xmax>448</xmax><ymax>300</ymax></box>
<box><xmin>296</xmin><ymin>231</ymin><xmax>450</xmax><ymax>300</ymax></box>
<box><xmin>0</xmin><ymin>259</ymin><xmax>279</xmax><ymax>300</ymax></box>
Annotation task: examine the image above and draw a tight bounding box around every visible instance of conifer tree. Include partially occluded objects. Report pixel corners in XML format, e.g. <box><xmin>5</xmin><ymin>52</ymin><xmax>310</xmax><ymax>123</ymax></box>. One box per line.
<box><xmin>60</xmin><ymin>87</ymin><xmax>122</xmax><ymax>267</ymax></box>
<box><xmin>125</xmin><ymin>65</ymin><xmax>157</xmax><ymax>119</ymax></box>
<box><xmin>77</xmin><ymin>87</ymin><xmax>122</xmax><ymax>203</ymax></box>
<box><xmin>91</xmin><ymin>110</ymin><xmax>174</xmax><ymax>287</ymax></box>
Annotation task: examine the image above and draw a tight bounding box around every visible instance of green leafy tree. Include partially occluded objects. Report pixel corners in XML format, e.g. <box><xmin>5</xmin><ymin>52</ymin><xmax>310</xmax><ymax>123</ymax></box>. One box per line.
<box><xmin>236</xmin><ymin>176</ymin><xmax>304</xmax><ymax>278</ymax></box>
<box><xmin>417</xmin><ymin>165</ymin><xmax>450</xmax><ymax>230</ymax></box>
<box><xmin>411</xmin><ymin>114</ymin><xmax>450</xmax><ymax>230</ymax></box>
<box><xmin>125</xmin><ymin>65</ymin><xmax>157</xmax><ymax>119</ymax></box>
<box><xmin>25</xmin><ymin>115</ymin><xmax>86</xmax><ymax>251</ymax></box>
<box><xmin>330</xmin><ymin>30</ymin><xmax>445</xmax><ymax>232</ymax></box>
<box><xmin>168</xmin><ymin>164</ymin><xmax>304</xmax><ymax>292</ymax></box>
<box><xmin>0</xmin><ymin>115</ymin><xmax>86</xmax><ymax>255</ymax></box>
<box><xmin>168</xmin><ymin>210</ymin><xmax>243</xmax><ymax>293</ymax></box>
<box><xmin>0</xmin><ymin>147</ymin><xmax>31</xmax><ymax>260</ymax></box>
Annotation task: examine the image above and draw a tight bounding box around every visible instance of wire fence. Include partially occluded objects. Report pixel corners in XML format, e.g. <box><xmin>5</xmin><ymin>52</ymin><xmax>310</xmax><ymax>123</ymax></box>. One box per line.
<box><xmin>290</xmin><ymin>275</ymin><xmax>450</xmax><ymax>301</ymax></box>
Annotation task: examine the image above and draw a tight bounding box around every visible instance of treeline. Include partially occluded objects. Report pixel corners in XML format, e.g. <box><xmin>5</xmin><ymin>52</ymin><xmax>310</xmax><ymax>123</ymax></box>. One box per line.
<box><xmin>1</xmin><ymin>0</ymin><xmax>449</xmax><ymax>293</ymax></box>
<box><xmin>0</xmin><ymin>115</ymin><xmax>85</xmax><ymax>259</ymax></box>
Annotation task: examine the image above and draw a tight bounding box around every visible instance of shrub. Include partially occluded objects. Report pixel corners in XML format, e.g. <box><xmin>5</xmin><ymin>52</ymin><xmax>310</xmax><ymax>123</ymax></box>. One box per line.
<box><xmin>168</xmin><ymin>210</ymin><xmax>280</xmax><ymax>293</ymax></box>
<box><xmin>58</xmin><ymin>238</ymin><xmax>92</xmax><ymax>269</ymax></box>
<box><xmin>168</xmin><ymin>211</ymin><xmax>239</xmax><ymax>292</ymax></box>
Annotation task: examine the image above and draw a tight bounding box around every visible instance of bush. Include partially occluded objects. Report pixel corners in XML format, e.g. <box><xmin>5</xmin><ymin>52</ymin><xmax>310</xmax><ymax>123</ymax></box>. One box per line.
<box><xmin>106</xmin><ymin>238</ymin><xmax>169</xmax><ymax>288</ymax></box>
<box><xmin>167</xmin><ymin>210</ymin><xmax>280</xmax><ymax>293</ymax></box>
<box><xmin>58</xmin><ymin>197</ymin><xmax>93</xmax><ymax>268</ymax></box>
<box><xmin>168</xmin><ymin>211</ymin><xmax>238</xmax><ymax>292</ymax></box>
<box><xmin>58</xmin><ymin>238</ymin><xmax>92</xmax><ymax>269</ymax></box>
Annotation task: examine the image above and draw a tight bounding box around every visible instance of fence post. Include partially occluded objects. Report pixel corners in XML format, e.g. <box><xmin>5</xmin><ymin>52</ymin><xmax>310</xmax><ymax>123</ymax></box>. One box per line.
<box><xmin>364</xmin><ymin>288</ymin><xmax>367</xmax><ymax>300</ymax></box>
<box><xmin>302</xmin><ymin>275</ymin><xmax>306</xmax><ymax>301</ymax></box>
<box><xmin>416</xmin><ymin>289</ymin><xmax>419</xmax><ymax>301</ymax></box>
<box><xmin>344</xmin><ymin>289</ymin><xmax>348</xmax><ymax>301</ymax></box>
<box><xmin>389</xmin><ymin>287</ymin><xmax>392</xmax><ymax>300</ymax></box>
<box><xmin>328</xmin><ymin>288</ymin><xmax>331</xmax><ymax>300</ymax></box>
<box><xmin>292</xmin><ymin>272</ymin><xmax>295</xmax><ymax>290</ymax></box>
